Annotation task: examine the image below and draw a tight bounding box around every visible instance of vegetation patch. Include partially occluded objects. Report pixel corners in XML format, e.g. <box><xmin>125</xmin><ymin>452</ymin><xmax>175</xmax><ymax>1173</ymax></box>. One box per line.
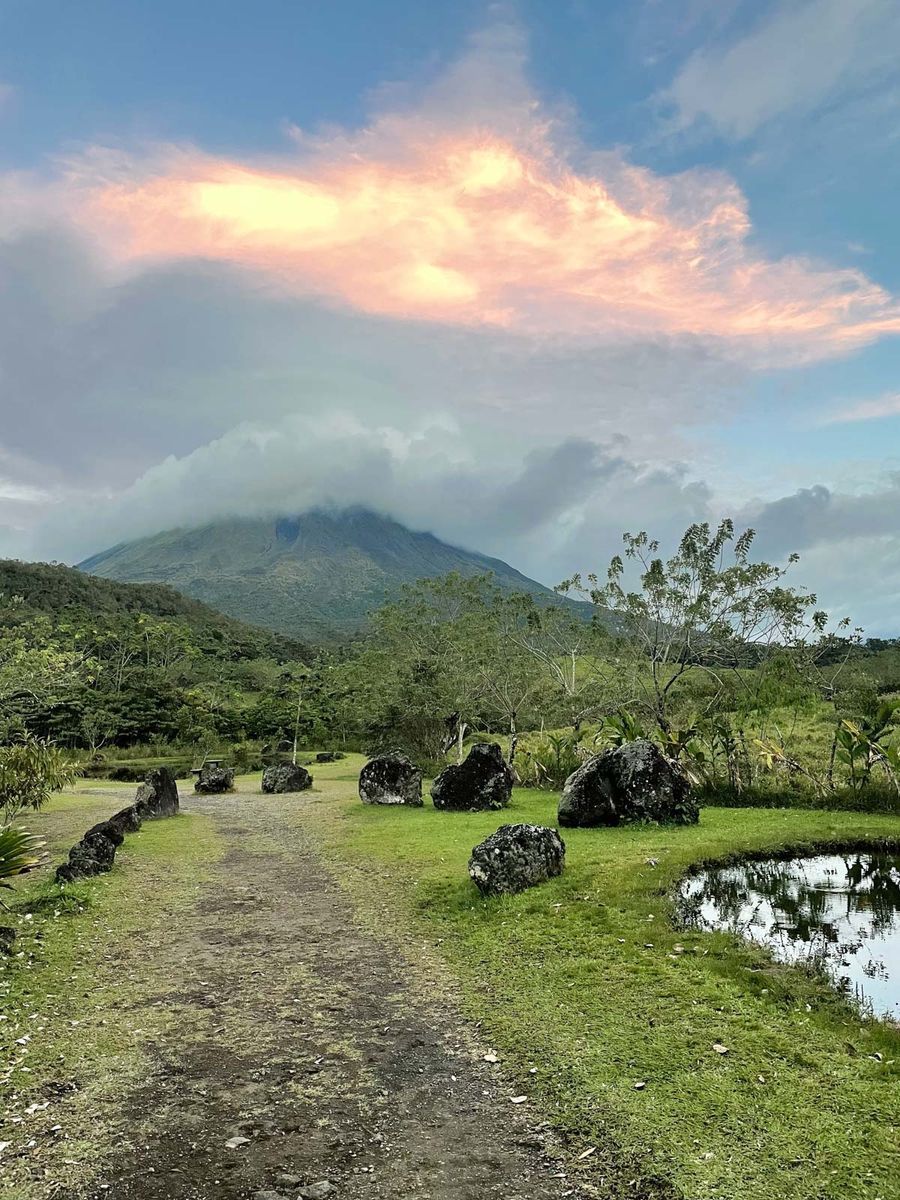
<box><xmin>304</xmin><ymin>761</ymin><xmax>900</xmax><ymax>1200</ymax></box>
<box><xmin>0</xmin><ymin>794</ymin><xmax>223</xmax><ymax>1198</ymax></box>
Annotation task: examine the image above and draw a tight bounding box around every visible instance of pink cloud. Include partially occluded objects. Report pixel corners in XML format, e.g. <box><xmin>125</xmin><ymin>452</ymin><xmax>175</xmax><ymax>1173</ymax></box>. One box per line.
<box><xmin>61</xmin><ymin>70</ymin><xmax>899</xmax><ymax>366</ymax></box>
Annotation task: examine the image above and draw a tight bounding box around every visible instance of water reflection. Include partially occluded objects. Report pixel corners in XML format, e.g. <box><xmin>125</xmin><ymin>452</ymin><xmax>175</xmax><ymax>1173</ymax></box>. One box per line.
<box><xmin>677</xmin><ymin>852</ymin><xmax>900</xmax><ymax>1020</ymax></box>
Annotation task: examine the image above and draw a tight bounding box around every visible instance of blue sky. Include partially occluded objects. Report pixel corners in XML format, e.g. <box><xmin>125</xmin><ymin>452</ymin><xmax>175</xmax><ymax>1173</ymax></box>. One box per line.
<box><xmin>1</xmin><ymin>0</ymin><xmax>899</xmax><ymax>628</ymax></box>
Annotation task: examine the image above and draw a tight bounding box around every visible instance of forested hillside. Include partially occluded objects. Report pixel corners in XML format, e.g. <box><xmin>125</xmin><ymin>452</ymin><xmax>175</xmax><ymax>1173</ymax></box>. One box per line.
<box><xmin>0</xmin><ymin>560</ymin><xmax>309</xmax><ymax>749</ymax></box>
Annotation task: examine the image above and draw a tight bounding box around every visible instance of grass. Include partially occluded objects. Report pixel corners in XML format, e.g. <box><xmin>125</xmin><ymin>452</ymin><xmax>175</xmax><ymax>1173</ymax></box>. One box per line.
<box><xmin>303</xmin><ymin>755</ymin><xmax>900</xmax><ymax>1200</ymax></box>
<box><xmin>0</xmin><ymin>788</ymin><xmax>224</xmax><ymax>1198</ymax></box>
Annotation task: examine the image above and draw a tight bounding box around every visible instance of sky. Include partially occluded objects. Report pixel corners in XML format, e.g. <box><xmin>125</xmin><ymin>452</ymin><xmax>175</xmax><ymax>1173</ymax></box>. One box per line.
<box><xmin>1</xmin><ymin>0</ymin><xmax>900</xmax><ymax>630</ymax></box>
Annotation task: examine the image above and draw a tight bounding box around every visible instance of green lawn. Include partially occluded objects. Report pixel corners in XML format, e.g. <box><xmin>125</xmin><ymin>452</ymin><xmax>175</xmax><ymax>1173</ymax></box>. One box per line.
<box><xmin>0</xmin><ymin>792</ymin><xmax>223</xmax><ymax>1199</ymax></box>
<box><xmin>304</xmin><ymin>756</ymin><xmax>900</xmax><ymax>1200</ymax></box>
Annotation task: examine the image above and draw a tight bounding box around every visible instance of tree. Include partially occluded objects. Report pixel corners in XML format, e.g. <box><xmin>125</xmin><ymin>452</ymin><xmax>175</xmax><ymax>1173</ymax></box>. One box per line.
<box><xmin>561</xmin><ymin>520</ymin><xmax>848</xmax><ymax>735</ymax></box>
<box><xmin>503</xmin><ymin>598</ymin><xmax>623</xmax><ymax>731</ymax></box>
<box><xmin>351</xmin><ymin>574</ymin><xmax>492</xmax><ymax>761</ymax></box>
<box><xmin>0</xmin><ymin>733</ymin><xmax>78</xmax><ymax>822</ymax></box>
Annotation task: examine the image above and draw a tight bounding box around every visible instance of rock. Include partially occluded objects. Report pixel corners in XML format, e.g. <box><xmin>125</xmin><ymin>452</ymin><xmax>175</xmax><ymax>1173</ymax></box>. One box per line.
<box><xmin>194</xmin><ymin>763</ymin><xmax>235</xmax><ymax>794</ymax></box>
<box><xmin>253</xmin><ymin>1192</ymin><xmax>287</xmax><ymax>1200</ymax></box>
<box><xmin>262</xmin><ymin>762</ymin><xmax>313</xmax><ymax>794</ymax></box>
<box><xmin>359</xmin><ymin>752</ymin><xmax>423</xmax><ymax>806</ymax></box>
<box><xmin>469</xmin><ymin>824</ymin><xmax>566</xmax><ymax>895</ymax></box>
<box><xmin>55</xmin><ymin>828</ymin><xmax>118</xmax><ymax>883</ymax></box>
<box><xmin>109</xmin><ymin>805</ymin><xmax>143</xmax><ymax>835</ymax></box>
<box><xmin>315</xmin><ymin>751</ymin><xmax>344</xmax><ymax>763</ymax></box>
<box><xmin>134</xmin><ymin>767</ymin><xmax>180</xmax><ymax>819</ymax></box>
<box><xmin>0</xmin><ymin>926</ymin><xmax>17</xmax><ymax>953</ymax></box>
<box><xmin>145</xmin><ymin>766</ymin><xmax>180</xmax><ymax>815</ymax></box>
<box><xmin>84</xmin><ymin>818</ymin><xmax>125</xmax><ymax>848</ymax></box>
<box><xmin>299</xmin><ymin>1185</ymin><xmax>337</xmax><ymax>1200</ymax></box>
<box><xmin>558</xmin><ymin>739</ymin><xmax>698</xmax><ymax>827</ymax></box>
<box><xmin>431</xmin><ymin>743</ymin><xmax>513</xmax><ymax>812</ymax></box>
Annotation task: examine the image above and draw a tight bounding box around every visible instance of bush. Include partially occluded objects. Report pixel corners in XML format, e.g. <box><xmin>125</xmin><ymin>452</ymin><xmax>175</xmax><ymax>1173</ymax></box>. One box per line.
<box><xmin>702</xmin><ymin>781</ymin><xmax>900</xmax><ymax>815</ymax></box>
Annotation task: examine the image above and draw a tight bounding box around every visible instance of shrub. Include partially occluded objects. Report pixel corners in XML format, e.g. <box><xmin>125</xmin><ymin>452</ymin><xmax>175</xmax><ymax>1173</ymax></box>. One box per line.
<box><xmin>0</xmin><ymin>825</ymin><xmax>46</xmax><ymax>890</ymax></box>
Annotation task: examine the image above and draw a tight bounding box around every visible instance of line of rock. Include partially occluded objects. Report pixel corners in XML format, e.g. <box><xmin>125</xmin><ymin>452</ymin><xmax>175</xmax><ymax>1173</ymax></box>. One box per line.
<box><xmin>55</xmin><ymin>767</ymin><xmax>180</xmax><ymax>883</ymax></box>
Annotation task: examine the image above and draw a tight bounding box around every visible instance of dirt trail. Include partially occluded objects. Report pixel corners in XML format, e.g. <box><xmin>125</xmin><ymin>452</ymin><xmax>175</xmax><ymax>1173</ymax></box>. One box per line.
<box><xmin>92</xmin><ymin>792</ymin><xmax>594</xmax><ymax>1200</ymax></box>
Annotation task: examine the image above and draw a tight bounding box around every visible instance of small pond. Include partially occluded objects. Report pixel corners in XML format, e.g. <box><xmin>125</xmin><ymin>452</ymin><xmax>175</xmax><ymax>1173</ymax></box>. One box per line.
<box><xmin>677</xmin><ymin>850</ymin><xmax>900</xmax><ymax>1021</ymax></box>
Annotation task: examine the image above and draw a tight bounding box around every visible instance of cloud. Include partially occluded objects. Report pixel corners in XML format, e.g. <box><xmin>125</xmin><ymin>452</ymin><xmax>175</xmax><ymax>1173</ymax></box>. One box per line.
<box><xmin>3</xmin><ymin>14</ymin><xmax>900</xmax><ymax>631</ymax></box>
<box><xmin>0</xmin><ymin>216</ymin><xmax>745</xmax><ymax>509</ymax></box>
<box><xmin>37</xmin><ymin>409</ymin><xmax>900</xmax><ymax>633</ymax></box>
<box><xmin>661</xmin><ymin>0</ymin><xmax>900</xmax><ymax>140</ymax></box>
<box><xmin>751</xmin><ymin>478</ymin><xmax>900</xmax><ymax>556</ymax></box>
<box><xmin>746</xmin><ymin>478</ymin><xmax>900</xmax><ymax>631</ymax></box>
<box><xmin>35</xmin><ymin>410</ymin><xmax>711</xmax><ymax>586</ymax></box>
<box><xmin>821</xmin><ymin>392</ymin><xmax>900</xmax><ymax>424</ymax></box>
<box><xmin>38</xmin><ymin>21</ymin><xmax>897</xmax><ymax>367</ymax></box>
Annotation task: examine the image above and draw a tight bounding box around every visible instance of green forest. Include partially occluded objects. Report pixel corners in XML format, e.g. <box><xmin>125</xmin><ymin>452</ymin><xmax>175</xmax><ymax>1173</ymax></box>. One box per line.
<box><xmin>3</xmin><ymin>522</ymin><xmax>899</xmax><ymax>808</ymax></box>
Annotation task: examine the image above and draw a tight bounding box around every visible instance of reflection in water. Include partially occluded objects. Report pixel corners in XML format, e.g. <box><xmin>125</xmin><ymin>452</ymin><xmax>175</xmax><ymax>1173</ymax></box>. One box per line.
<box><xmin>677</xmin><ymin>852</ymin><xmax>900</xmax><ymax>1020</ymax></box>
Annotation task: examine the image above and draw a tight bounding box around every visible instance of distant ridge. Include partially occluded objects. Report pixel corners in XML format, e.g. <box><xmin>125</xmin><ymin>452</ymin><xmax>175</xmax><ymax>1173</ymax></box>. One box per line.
<box><xmin>79</xmin><ymin>508</ymin><xmax>589</xmax><ymax>643</ymax></box>
<box><xmin>0</xmin><ymin>558</ymin><xmax>307</xmax><ymax>660</ymax></box>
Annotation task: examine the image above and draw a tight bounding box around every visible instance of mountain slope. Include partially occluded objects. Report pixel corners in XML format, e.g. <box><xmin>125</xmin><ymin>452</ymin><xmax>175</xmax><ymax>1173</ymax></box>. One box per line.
<box><xmin>79</xmin><ymin>509</ymin><xmax>583</xmax><ymax>642</ymax></box>
<box><xmin>0</xmin><ymin>558</ymin><xmax>308</xmax><ymax>661</ymax></box>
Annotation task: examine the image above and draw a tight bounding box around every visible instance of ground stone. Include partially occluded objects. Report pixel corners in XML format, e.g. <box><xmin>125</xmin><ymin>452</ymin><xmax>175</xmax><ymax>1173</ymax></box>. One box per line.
<box><xmin>558</xmin><ymin>739</ymin><xmax>698</xmax><ymax>827</ymax></box>
<box><xmin>194</xmin><ymin>763</ymin><xmax>235</xmax><ymax>794</ymax></box>
<box><xmin>359</xmin><ymin>752</ymin><xmax>423</xmax><ymax>806</ymax></box>
<box><xmin>84</xmin><ymin>818</ymin><xmax>126</xmax><ymax>848</ymax></box>
<box><xmin>469</xmin><ymin>823</ymin><xmax>566</xmax><ymax>896</ymax></box>
<box><xmin>262</xmin><ymin>763</ymin><xmax>313</xmax><ymax>794</ymax></box>
<box><xmin>109</xmin><ymin>804</ymin><xmax>143</xmax><ymax>835</ymax></box>
<box><xmin>55</xmin><ymin>828</ymin><xmax>118</xmax><ymax>883</ymax></box>
<box><xmin>135</xmin><ymin>767</ymin><xmax>180</xmax><ymax>818</ymax></box>
<box><xmin>431</xmin><ymin>742</ymin><xmax>513</xmax><ymax>811</ymax></box>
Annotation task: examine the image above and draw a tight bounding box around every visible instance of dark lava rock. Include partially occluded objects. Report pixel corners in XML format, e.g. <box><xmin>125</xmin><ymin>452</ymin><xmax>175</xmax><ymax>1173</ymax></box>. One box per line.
<box><xmin>469</xmin><ymin>823</ymin><xmax>565</xmax><ymax>896</ymax></box>
<box><xmin>359</xmin><ymin>751</ymin><xmax>423</xmax><ymax>806</ymax></box>
<box><xmin>315</xmin><ymin>751</ymin><xmax>344</xmax><ymax>763</ymax></box>
<box><xmin>0</xmin><ymin>926</ymin><xmax>17</xmax><ymax>953</ymax></box>
<box><xmin>84</xmin><ymin>818</ymin><xmax>125</xmax><ymax>848</ymax></box>
<box><xmin>262</xmin><ymin>762</ymin><xmax>313</xmax><ymax>793</ymax></box>
<box><xmin>109</xmin><ymin>804</ymin><xmax>143</xmax><ymax>834</ymax></box>
<box><xmin>145</xmin><ymin>766</ymin><xmax>180</xmax><ymax>815</ymax></box>
<box><xmin>558</xmin><ymin>739</ymin><xmax>698</xmax><ymax>828</ymax></box>
<box><xmin>431</xmin><ymin>742</ymin><xmax>513</xmax><ymax>812</ymax></box>
<box><xmin>134</xmin><ymin>766</ymin><xmax>180</xmax><ymax>818</ymax></box>
<box><xmin>194</xmin><ymin>763</ymin><xmax>235</xmax><ymax>794</ymax></box>
<box><xmin>55</xmin><ymin>828</ymin><xmax>118</xmax><ymax>883</ymax></box>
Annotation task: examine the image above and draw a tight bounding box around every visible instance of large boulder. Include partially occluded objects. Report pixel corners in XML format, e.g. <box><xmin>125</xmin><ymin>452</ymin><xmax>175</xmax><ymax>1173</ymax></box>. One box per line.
<box><xmin>134</xmin><ymin>766</ymin><xmax>180</xmax><ymax>818</ymax></box>
<box><xmin>431</xmin><ymin>743</ymin><xmax>513</xmax><ymax>812</ymax></box>
<box><xmin>469</xmin><ymin>823</ymin><xmax>566</xmax><ymax>896</ymax></box>
<box><xmin>359</xmin><ymin>752</ymin><xmax>423</xmax><ymax>806</ymax></box>
<box><xmin>558</xmin><ymin>739</ymin><xmax>698</xmax><ymax>828</ymax></box>
<box><xmin>262</xmin><ymin>762</ymin><xmax>313</xmax><ymax>794</ymax></box>
<box><xmin>55</xmin><ymin>828</ymin><xmax>118</xmax><ymax>883</ymax></box>
<box><xmin>108</xmin><ymin>804</ymin><xmax>143</xmax><ymax>835</ymax></box>
<box><xmin>194</xmin><ymin>763</ymin><xmax>235</xmax><ymax>794</ymax></box>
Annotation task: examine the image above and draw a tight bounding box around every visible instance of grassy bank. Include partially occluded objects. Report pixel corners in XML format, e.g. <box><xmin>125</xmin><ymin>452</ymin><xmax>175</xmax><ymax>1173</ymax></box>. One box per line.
<box><xmin>304</xmin><ymin>756</ymin><xmax>900</xmax><ymax>1200</ymax></box>
<box><xmin>0</xmin><ymin>787</ymin><xmax>224</xmax><ymax>1198</ymax></box>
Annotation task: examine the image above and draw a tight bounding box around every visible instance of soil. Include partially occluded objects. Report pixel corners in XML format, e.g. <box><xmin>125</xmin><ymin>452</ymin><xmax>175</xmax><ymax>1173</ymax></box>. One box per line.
<box><xmin>81</xmin><ymin>792</ymin><xmax>598</xmax><ymax>1200</ymax></box>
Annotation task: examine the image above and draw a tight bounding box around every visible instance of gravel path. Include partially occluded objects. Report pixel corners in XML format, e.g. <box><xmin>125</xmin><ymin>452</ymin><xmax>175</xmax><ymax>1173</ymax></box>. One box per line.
<box><xmin>88</xmin><ymin>790</ymin><xmax>596</xmax><ymax>1200</ymax></box>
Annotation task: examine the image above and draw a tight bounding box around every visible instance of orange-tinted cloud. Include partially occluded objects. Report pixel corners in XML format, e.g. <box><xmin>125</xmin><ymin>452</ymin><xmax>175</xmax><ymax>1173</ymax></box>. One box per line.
<box><xmin>72</xmin><ymin>120</ymin><xmax>900</xmax><ymax>364</ymax></box>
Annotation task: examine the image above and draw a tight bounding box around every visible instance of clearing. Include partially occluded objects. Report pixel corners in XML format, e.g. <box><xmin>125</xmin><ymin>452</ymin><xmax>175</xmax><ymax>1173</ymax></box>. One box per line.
<box><xmin>2</xmin><ymin>757</ymin><xmax>899</xmax><ymax>1199</ymax></box>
